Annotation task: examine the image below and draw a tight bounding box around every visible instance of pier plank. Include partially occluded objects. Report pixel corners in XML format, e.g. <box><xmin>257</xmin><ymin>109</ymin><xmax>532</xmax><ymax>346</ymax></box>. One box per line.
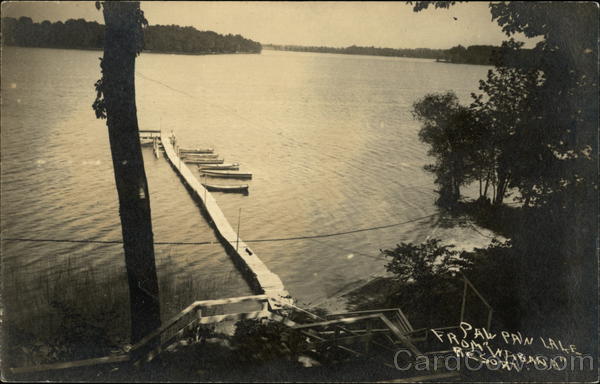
<box><xmin>160</xmin><ymin>133</ymin><xmax>291</xmax><ymax>308</ymax></box>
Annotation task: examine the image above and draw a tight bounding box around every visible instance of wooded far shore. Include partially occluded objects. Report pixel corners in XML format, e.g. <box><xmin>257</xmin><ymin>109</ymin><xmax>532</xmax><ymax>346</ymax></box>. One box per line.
<box><xmin>2</xmin><ymin>16</ymin><xmax>532</xmax><ymax>64</ymax></box>
<box><xmin>1</xmin><ymin>17</ymin><xmax>262</xmax><ymax>54</ymax></box>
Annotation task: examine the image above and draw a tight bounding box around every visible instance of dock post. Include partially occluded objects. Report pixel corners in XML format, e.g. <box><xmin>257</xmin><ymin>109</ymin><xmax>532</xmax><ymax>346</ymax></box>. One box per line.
<box><xmin>153</xmin><ymin>137</ymin><xmax>160</xmax><ymax>159</ymax></box>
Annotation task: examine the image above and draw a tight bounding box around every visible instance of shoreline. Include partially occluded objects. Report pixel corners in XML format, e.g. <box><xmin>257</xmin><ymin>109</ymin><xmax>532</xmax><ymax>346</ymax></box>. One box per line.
<box><xmin>4</xmin><ymin>45</ymin><xmax>486</xmax><ymax>64</ymax></box>
<box><xmin>2</xmin><ymin>45</ymin><xmax>261</xmax><ymax>56</ymax></box>
<box><xmin>263</xmin><ymin>47</ymin><xmax>493</xmax><ymax>66</ymax></box>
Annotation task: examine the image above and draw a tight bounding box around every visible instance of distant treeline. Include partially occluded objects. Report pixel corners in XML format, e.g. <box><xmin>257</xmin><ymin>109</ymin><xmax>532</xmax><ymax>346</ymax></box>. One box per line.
<box><xmin>264</xmin><ymin>44</ymin><xmax>445</xmax><ymax>60</ymax></box>
<box><xmin>1</xmin><ymin>17</ymin><xmax>262</xmax><ymax>54</ymax></box>
<box><xmin>443</xmin><ymin>45</ymin><xmax>499</xmax><ymax>65</ymax></box>
<box><xmin>264</xmin><ymin>44</ymin><xmax>513</xmax><ymax>65</ymax></box>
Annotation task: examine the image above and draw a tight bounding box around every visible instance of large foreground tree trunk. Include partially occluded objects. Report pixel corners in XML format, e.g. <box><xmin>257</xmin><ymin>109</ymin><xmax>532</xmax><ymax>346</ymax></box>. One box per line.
<box><xmin>97</xmin><ymin>1</ymin><xmax>161</xmax><ymax>344</ymax></box>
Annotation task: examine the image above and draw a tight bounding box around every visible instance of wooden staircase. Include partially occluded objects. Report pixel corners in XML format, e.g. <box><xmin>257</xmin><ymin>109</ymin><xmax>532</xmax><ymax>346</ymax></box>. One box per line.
<box><xmin>10</xmin><ymin>272</ymin><xmax>491</xmax><ymax>381</ymax></box>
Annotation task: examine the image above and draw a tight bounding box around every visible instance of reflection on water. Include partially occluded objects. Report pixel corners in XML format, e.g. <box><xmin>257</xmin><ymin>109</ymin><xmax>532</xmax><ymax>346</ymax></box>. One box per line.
<box><xmin>1</xmin><ymin>47</ymin><xmax>493</xmax><ymax>344</ymax></box>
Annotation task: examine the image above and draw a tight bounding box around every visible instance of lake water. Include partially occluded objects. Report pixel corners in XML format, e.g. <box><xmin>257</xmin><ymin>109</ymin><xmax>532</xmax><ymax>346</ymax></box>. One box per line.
<box><xmin>1</xmin><ymin>47</ymin><xmax>495</xmax><ymax>348</ymax></box>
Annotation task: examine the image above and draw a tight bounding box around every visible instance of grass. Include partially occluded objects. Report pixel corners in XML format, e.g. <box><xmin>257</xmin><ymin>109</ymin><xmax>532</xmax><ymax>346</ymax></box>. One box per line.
<box><xmin>2</xmin><ymin>245</ymin><xmax>254</xmax><ymax>373</ymax></box>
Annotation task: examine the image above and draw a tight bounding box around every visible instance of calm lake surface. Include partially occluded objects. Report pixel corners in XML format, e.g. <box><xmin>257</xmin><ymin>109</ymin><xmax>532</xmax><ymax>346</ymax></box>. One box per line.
<box><xmin>1</xmin><ymin>47</ymin><xmax>494</xmax><ymax>345</ymax></box>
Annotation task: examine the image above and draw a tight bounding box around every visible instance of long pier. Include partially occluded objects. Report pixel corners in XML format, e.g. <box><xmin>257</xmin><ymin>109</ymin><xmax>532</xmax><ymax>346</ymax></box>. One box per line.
<box><xmin>159</xmin><ymin>131</ymin><xmax>291</xmax><ymax>310</ymax></box>
<box><xmin>6</xmin><ymin>131</ymin><xmax>482</xmax><ymax>376</ymax></box>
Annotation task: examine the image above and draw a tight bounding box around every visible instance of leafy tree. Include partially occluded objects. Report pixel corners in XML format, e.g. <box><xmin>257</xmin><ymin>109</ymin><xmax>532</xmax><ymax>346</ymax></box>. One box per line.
<box><xmin>266</xmin><ymin>43</ymin><xmax>508</xmax><ymax>64</ymax></box>
<box><xmin>232</xmin><ymin>319</ymin><xmax>307</xmax><ymax>364</ymax></box>
<box><xmin>411</xmin><ymin>1</ymin><xmax>597</xmax><ymax>208</ymax></box>
<box><xmin>382</xmin><ymin>239</ymin><xmax>463</xmax><ymax>328</ymax></box>
<box><xmin>470</xmin><ymin>57</ymin><xmax>541</xmax><ymax>205</ymax></box>
<box><xmin>0</xmin><ymin>17</ymin><xmax>262</xmax><ymax>54</ymax></box>
<box><xmin>446</xmin><ymin>44</ymin><xmax>466</xmax><ymax>63</ymax></box>
<box><xmin>410</xmin><ymin>1</ymin><xmax>598</xmax><ymax>364</ymax></box>
<box><xmin>383</xmin><ymin>239</ymin><xmax>459</xmax><ymax>284</ymax></box>
<box><xmin>412</xmin><ymin>92</ymin><xmax>479</xmax><ymax>206</ymax></box>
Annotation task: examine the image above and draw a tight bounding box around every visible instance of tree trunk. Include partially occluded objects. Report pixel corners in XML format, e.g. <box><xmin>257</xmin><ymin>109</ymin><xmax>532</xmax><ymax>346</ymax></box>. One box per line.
<box><xmin>483</xmin><ymin>169</ymin><xmax>492</xmax><ymax>198</ymax></box>
<box><xmin>100</xmin><ymin>2</ymin><xmax>161</xmax><ymax>344</ymax></box>
<box><xmin>494</xmin><ymin>173</ymin><xmax>510</xmax><ymax>206</ymax></box>
<box><xmin>453</xmin><ymin>177</ymin><xmax>461</xmax><ymax>202</ymax></box>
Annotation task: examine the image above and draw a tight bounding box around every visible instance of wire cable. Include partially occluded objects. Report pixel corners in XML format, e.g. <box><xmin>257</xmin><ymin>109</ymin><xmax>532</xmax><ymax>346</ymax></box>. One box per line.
<box><xmin>0</xmin><ymin>212</ymin><xmax>437</xmax><ymax>247</ymax></box>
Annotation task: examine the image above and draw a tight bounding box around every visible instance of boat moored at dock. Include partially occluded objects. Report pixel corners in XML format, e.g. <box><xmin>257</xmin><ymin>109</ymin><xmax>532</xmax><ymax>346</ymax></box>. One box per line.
<box><xmin>200</xmin><ymin>170</ymin><xmax>253</xmax><ymax>179</ymax></box>
<box><xmin>181</xmin><ymin>153</ymin><xmax>219</xmax><ymax>159</ymax></box>
<box><xmin>178</xmin><ymin>147</ymin><xmax>214</xmax><ymax>154</ymax></box>
<box><xmin>198</xmin><ymin>163</ymin><xmax>240</xmax><ymax>170</ymax></box>
<box><xmin>184</xmin><ymin>158</ymin><xmax>225</xmax><ymax>164</ymax></box>
<box><xmin>201</xmin><ymin>183</ymin><xmax>249</xmax><ymax>193</ymax></box>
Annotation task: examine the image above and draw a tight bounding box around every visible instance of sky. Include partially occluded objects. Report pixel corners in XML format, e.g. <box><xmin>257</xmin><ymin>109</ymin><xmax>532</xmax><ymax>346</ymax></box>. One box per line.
<box><xmin>1</xmin><ymin>1</ymin><xmax>538</xmax><ymax>49</ymax></box>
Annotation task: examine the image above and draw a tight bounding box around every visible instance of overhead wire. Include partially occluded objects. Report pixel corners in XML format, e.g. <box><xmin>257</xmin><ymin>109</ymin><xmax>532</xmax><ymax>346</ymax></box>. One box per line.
<box><xmin>3</xmin><ymin>73</ymin><xmax>503</xmax><ymax>258</ymax></box>
<box><xmin>0</xmin><ymin>211</ymin><xmax>438</xmax><ymax>248</ymax></box>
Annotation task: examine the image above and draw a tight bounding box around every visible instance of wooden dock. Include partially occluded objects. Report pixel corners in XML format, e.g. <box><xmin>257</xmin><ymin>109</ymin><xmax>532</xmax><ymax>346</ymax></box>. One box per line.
<box><xmin>139</xmin><ymin>129</ymin><xmax>161</xmax><ymax>140</ymax></box>
<box><xmin>160</xmin><ymin>132</ymin><xmax>291</xmax><ymax>309</ymax></box>
<box><xmin>5</xmin><ymin>130</ymin><xmax>489</xmax><ymax>376</ymax></box>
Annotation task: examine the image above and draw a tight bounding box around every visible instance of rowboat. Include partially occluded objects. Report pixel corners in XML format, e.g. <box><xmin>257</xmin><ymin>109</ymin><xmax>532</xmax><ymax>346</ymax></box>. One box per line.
<box><xmin>181</xmin><ymin>153</ymin><xmax>219</xmax><ymax>159</ymax></box>
<box><xmin>198</xmin><ymin>163</ymin><xmax>240</xmax><ymax>170</ymax></box>
<box><xmin>178</xmin><ymin>147</ymin><xmax>214</xmax><ymax>154</ymax></box>
<box><xmin>202</xmin><ymin>183</ymin><xmax>249</xmax><ymax>193</ymax></box>
<box><xmin>184</xmin><ymin>158</ymin><xmax>224</xmax><ymax>164</ymax></box>
<box><xmin>200</xmin><ymin>170</ymin><xmax>253</xmax><ymax>179</ymax></box>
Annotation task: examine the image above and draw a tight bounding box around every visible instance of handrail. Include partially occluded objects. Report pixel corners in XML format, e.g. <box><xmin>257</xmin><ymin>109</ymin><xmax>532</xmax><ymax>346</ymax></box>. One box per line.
<box><xmin>9</xmin><ymin>354</ymin><xmax>130</xmax><ymax>375</ymax></box>
<box><xmin>460</xmin><ymin>273</ymin><xmax>493</xmax><ymax>330</ymax></box>
<box><xmin>286</xmin><ymin>313</ymin><xmax>423</xmax><ymax>357</ymax></box>
<box><xmin>293</xmin><ymin>314</ymin><xmax>384</xmax><ymax>329</ymax></box>
<box><xmin>461</xmin><ymin>273</ymin><xmax>491</xmax><ymax>309</ymax></box>
<box><xmin>10</xmin><ymin>295</ymin><xmax>271</xmax><ymax>374</ymax></box>
<box><xmin>130</xmin><ymin>294</ymin><xmax>268</xmax><ymax>352</ymax></box>
<box><xmin>137</xmin><ymin>309</ymin><xmax>272</xmax><ymax>366</ymax></box>
<box><xmin>326</xmin><ymin>308</ymin><xmax>414</xmax><ymax>335</ymax></box>
<box><xmin>10</xmin><ymin>298</ymin><xmax>432</xmax><ymax>375</ymax></box>
<box><xmin>328</xmin><ymin>308</ymin><xmax>406</xmax><ymax>316</ymax></box>
<box><xmin>268</xmin><ymin>302</ymin><xmax>423</xmax><ymax>358</ymax></box>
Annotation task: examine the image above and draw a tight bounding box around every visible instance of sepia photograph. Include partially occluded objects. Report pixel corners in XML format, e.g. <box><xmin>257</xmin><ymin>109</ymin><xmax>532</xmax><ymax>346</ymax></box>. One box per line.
<box><xmin>0</xmin><ymin>1</ymin><xmax>598</xmax><ymax>382</ymax></box>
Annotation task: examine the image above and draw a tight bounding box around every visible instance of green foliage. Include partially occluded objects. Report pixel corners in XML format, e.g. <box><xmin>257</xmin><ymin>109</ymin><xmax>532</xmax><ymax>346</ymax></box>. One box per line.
<box><xmin>231</xmin><ymin>319</ymin><xmax>307</xmax><ymax>364</ymax></box>
<box><xmin>470</xmin><ymin>61</ymin><xmax>541</xmax><ymax>205</ymax></box>
<box><xmin>383</xmin><ymin>238</ymin><xmax>459</xmax><ymax>284</ymax></box>
<box><xmin>457</xmin><ymin>240</ymin><xmax>521</xmax><ymax>329</ymax></box>
<box><xmin>266</xmin><ymin>44</ymin><xmax>447</xmax><ymax>60</ymax></box>
<box><xmin>266</xmin><ymin>43</ymin><xmax>513</xmax><ymax>65</ymax></box>
<box><xmin>409</xmin><ymin>1</ymin><xmax>458</xmax><ymax>12</ymax></box>
<box><xmin>413</xmin><ymin>92</ymin><xmax>479</xmax><ymax>206</ymax></box>
<box><xmin>0</xmin><ymin>17</ymin><xmax>262</xmax><ymax>54</ymax></box>
<box><xmin>381</xmin><ymin>239</ymin><xmax>463</xmax><ymax>328</ymax></box>
<box><xmin>413</xmin><ymin>56</ymin><xmax>544</xmax><ymax>207</ymax></box>
<box><xmin>409</xmin><ymin>2</ymin><xmax>597</xmax><ymax>359</ymax></box>
<box><xmin>1</xmin><ymin>16</ymin><xmax>104</xmax><ymax>48</ymax></box>
<box><xmin>444</xmin><ymin>44</ymin><xmax>500</xmax><ymax>65</ymax></box>
<box><xmin>413</xmin><ymin>1</ymin><xmax>597</xmax><ymax>212</ymax></box>
<box><xmin>144</xmin><ymin>25</ymin><xmax>261</xmax><ymax>54</ymax></box>
<box><xmin>380</xmin><ymin>236</ymin><xmax>561</xmax><ymax>332</ymax></box>
<box><xmin>47</xmin><ymin>300</ymin><xmax>122</xmax><ymax>361</ymax></box>
<box><xmin>6</xmin><ymin>301</ymin><xmax>122</xmax><ymax>368</ymax></box>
